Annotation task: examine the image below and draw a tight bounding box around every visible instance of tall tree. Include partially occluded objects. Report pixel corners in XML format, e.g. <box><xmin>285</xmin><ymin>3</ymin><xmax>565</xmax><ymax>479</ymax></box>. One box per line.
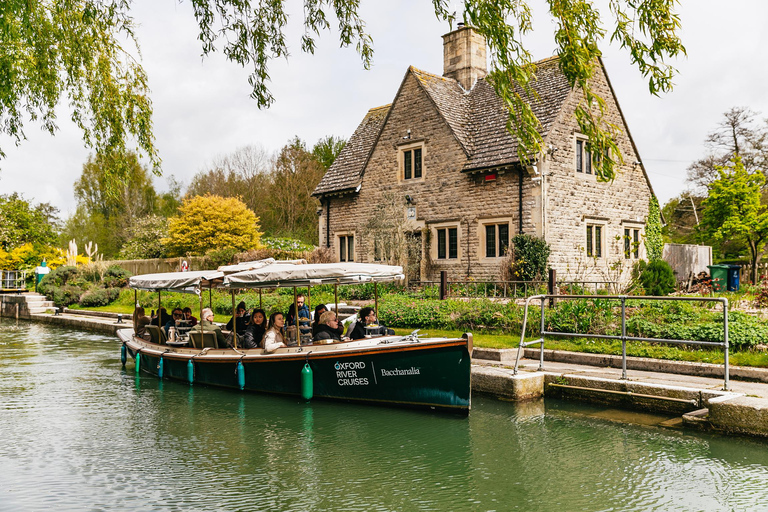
<box><xmin>2</xmin><ymin>1</ymin><xmax>684</xmax><ymax>187</ymax></box>
<box><xmin>264</xmin><ymin>137</ymin><xmax>325</xmax><ymax>243</ymax></box>
<box><xmin>687</xmin><ymin>107</ymin><xmax>768</xmax><ymax>191</ymax></box>
<box><xmin>0</xmin><ymin>1</ymin><xmax>158</xmax><ymax>187</ymax></box>
<box><xmin>312</xmin><ymin>136</ymin><xmax>346</xmax><ymax>171</ymax></box>
<box><xmin>701</xmin><ymin>157</ymin><xmax>768</xmax><ymax>284</ymax></box>
<box><xmin>186</xmin><ymin>145</ymin><xmax>273</xmax><ymax>216</ymax></box>
<box><xmin>63</xmin><ymin>151</ymin><xmax>159</xmax><ymax>257</ymax></box>
<box><xmin>0</xmin><ymin>193</ymin><xmax>59</xmax><ymax>250</ymax></box>
<box><xmin>661</xmin><ymin>193</ymin><xmax>706</xmax><ymax>245</ymax></box>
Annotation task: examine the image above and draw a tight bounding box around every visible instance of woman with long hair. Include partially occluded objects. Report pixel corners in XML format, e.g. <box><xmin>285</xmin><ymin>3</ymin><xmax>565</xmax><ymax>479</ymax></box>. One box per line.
<box><xmin>242</xmin><ymin>308</ymin><xmax>267</xmax><ymax>349</ymax></box>
<box><xmin>262</xmin><ymin>311</ymin><xmax>287</xmax><ymax>353</ymax></box>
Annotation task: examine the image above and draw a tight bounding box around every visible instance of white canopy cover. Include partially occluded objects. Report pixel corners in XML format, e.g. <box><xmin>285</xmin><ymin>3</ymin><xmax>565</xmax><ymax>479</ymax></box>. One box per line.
<box><xmin>128</xmin><ymin>270</ymin><xmax>225</xmax><ymax>293</ymax></box>
<box><xmin>223</xmin><ymin>262</ymin><xmax>405</xmax><ymax>289</ymax></box>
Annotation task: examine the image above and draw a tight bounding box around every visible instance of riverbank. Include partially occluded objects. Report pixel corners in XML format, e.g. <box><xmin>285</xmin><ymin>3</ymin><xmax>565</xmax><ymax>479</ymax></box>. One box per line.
<box><xmin>4</xmin><ymin>304</ymin><xmax>768</xmax><ymax>439</ymax></box>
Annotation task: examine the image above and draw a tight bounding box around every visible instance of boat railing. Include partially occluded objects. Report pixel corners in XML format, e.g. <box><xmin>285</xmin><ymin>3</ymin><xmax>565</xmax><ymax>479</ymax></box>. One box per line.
<box><xmin>513</xmin><ymin>294</ymin><xmax>731</xmax><ymax>391</ymax></box>
<box><xmin>1</xmin><ymin>270</ymin><xmax>27</xmax><ymax>292</ymax></box>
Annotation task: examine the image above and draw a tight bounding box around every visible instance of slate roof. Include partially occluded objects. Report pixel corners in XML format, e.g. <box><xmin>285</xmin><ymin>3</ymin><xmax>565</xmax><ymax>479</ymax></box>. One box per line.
<box><xmin>313</xmin><ymin>56</ymin><xmax>574</xmax><ymax>196</ymax></box>
<box><xmin>312</xmin><ymin>104</ymin><xmax>391</xmax><ymax>196</ymax></box>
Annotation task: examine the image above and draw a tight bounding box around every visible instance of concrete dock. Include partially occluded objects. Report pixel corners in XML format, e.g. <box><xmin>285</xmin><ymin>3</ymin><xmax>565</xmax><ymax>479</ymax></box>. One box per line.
<box><xmin>3</xmin><ymin>297</ymin><xmax>768</xmax><ymax>439</ymax></box>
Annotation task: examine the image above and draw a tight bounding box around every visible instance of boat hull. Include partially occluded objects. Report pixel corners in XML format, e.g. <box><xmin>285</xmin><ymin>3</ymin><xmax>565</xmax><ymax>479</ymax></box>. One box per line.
<box><xmin>119</xmin><ymin>330</ymin><xmax>471</xmax><ymax>414</ymax></box>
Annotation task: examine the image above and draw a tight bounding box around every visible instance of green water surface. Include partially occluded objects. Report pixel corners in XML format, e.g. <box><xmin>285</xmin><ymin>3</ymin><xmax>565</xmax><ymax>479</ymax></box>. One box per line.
<box><xmin>1</xmin><ymin>321</ymin><xmax>767</xmax><ymax>511</ymax></box>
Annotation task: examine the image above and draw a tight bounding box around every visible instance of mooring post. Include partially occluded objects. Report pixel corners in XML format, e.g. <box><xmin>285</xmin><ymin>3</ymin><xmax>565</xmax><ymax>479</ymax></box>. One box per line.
<box><xmin>548</xmin><ymin>269</ymin><xmax>557</xmax><ymax>308</ymax></box>
<box><xmin>440</xmin><ymin>271</ymin><xmax>448</xmax><ymax>300</ymax></box>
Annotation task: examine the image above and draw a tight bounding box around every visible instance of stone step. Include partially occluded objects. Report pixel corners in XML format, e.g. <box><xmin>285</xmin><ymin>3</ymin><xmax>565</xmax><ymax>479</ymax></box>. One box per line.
<box><xmin>25</xmin><ymin>298</ymin><xmax>51</xmax><ymax>305</ymax></box>
<box><xmin>29</xmin><ymin>307</ymin><xmax>55</xmax><ymax>314</ymax></box>
<box><xmin>63</xmin><ymin>308</ymin><xmax>121</xmax><ymax>319</ymax></box>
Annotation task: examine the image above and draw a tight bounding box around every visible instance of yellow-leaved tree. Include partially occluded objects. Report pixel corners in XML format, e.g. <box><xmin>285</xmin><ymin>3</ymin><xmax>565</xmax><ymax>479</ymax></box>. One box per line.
<box><xmin>164</xmin><ymin>195</ymin><xmax>262</xmax><ymax>256</ymax></box>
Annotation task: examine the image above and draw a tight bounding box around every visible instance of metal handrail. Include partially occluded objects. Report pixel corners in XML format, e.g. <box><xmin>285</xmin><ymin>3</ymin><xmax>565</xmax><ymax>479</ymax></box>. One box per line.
<box><xmin>513</xmin><ymin>294</ymin><xmax>730</xmax><ymax>391</ymax></box>
<box><xmin>1</xmin><ymin>270</ymin><xmax>27</xmax><ymax>291</ymax></box>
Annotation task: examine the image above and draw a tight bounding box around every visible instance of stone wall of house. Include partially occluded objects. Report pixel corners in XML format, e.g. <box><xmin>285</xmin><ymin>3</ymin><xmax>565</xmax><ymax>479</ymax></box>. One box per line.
<box><xmin>320</xmin><ymin>63</ymin><xmax>654</xmax><ymax>286</ymax></box>
<box><xmin>320</xmin><ymin>70</ymin><xmax>538</xmax><ymax>282</ymax></box>
<box><xmin>542</xmin><ymin>62</ymin><xmax>652</xmax><ymax>286</ymax></box>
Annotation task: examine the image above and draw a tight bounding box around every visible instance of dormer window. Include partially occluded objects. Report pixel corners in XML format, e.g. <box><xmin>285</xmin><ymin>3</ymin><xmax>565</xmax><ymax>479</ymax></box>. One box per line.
<box><xmin>400</xmin><ymin>143</ymin><xmax>424</xmax><ymax>181</ymax></box>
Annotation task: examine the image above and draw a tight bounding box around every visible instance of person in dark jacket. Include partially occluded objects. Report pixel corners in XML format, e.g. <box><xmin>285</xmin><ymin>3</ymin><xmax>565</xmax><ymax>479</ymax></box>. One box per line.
<box><xmin>241</xmin><ymin>308</ymin><xmax>267</xmax><ymax>349</ymax></box>
<box><xmin>312</xmin><ymin>311</ymin><xmax>342</xmax><ymax>342</ymax></box>
<box><xmin>286</xmin><ymin>294</ymin><xmax>311</xmax><ymax>338</ymax></box>
<box><xmin>349</xmin><ymin>307</ymin><xmax>393</xmax><ymax>339</ymax></box>
<box><xmin>312</xmin><ymin>304</ymin><xmax>345</xmax><ymax>338</ymax></box>
<box><xmin>226</xmin><ymin>302</ymin><xmax>249</xmax><ymax>333</ymax></box>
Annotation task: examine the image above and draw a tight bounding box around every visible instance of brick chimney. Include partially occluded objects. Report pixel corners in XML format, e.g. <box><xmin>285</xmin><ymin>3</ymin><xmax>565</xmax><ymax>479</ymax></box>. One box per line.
<box><xmin>442</xmin><ymin>23</ymin><xmax>487</xmax><ymax>90</ymax></box>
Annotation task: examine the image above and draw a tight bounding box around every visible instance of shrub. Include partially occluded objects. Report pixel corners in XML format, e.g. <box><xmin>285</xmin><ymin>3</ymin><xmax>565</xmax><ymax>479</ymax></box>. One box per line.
<box><xmin>639</xmin><ymin>260</ymin><xmax>676</xmax><ymax>296</ymax></box>
<box><xmin>503</xmin><ymin>234</ymin><xmax>550</xmax><ymax>281</ymax></box>
<box><xmin>205</xmin><ymin>247</ymin><xmax>240</xmax><ymax>268</ymax></box>
<box><xmin>52</xmin><ymin>285</ymin><xmax>82</xmax><ymax>308</ymax></box>
<box><xmin>103</xmin><ymin>265</ymin><xmax>131</xmax><ymax>288</ymax></box>
<box><xmin>79</xmin><ymin>287</ymin><xmax>121</xmax><ymax>307</ymax></box>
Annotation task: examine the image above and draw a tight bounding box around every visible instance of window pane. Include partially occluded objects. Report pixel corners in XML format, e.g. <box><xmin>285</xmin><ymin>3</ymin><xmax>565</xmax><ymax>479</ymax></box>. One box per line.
<box><xmin>585</xmin><ymin>146</ymin><xmax>592</xmax><ymax>174</ymax></box>
<box><xmin>485</xmin><ymin>225</ymin><xmax>496</xmax><ymax>258</ymax></box>
<box><xmin>595</xmin><ymin>226</ymin><xmax>602</xmax><ymax>258</ymax></box>
<box><xmin>624</xmin><ymin>228</ymin><xmax>630</xmax><ymax>259</ymax></box>
<box><xmin>576</xmin><ymin>140</ymin><xmax>583</xmax><ymax>172</ymax></box>
<box><xmin>498</xmin><ymin>224</ymin><xmax>509</xmax><ymax>257</ymax></box>
<box><xmin>414</xmin><ymin>148</ymin><xmax>422</xmax><ymax>178</ymax></box>
<box><xmin>404</xmin><ymin>150</ymin><xmax>412</xmax><ymax>180</ymax></box>
<box><xmin>340</xmin><ymin>236</ymin><xmax>346</xmax><ymax>262</ymax></box>
<box><xmin>586</xmin><ymin>226</ymin><xmax>593</xmax><ymax>257</ymax></box>
<box><xmin>348</xmin><ymin>236</ymin><xmax>354</xmax><ymax>262</ymax></box>
<box><xmin>448</xmin><ymin>228</ymin><xmax>458</xmax><ymax>259</ymax></box>
<box><xmin>634</xmin><ymin>230</ymin><xmax>640</xmax><ymax>258</ymax></box>
<box><xmin>437</xmin><ymin>229</ymin><xmax>446</xmax><ymax>259</ymax></box>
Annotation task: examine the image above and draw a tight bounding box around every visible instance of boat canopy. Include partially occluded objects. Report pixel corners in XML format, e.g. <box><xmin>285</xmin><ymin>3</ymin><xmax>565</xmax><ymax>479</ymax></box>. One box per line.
<box><xmin>128</xmin><ymin>258</ymin><xmax>305</xmax><ymax>293</ymax></box>
<box><xmin>128</xmin><ymin>270</ymin><xmax>226</xmax><ymax>294</ymax></box>
<box><xmin>222</xmin><ymin>262</ymin><xmax>405</xmax><ymax>289</ymax></box>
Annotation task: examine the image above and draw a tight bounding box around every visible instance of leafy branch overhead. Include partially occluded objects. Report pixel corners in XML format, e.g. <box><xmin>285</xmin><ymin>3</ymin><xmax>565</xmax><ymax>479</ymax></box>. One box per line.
<box><xmin>1</xmin><ymin>0</ymin><xmax>684</xmax><ymax>186</ymax></box>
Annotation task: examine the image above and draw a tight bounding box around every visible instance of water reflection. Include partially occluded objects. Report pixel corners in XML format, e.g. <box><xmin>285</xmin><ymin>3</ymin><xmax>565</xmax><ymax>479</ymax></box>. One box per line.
<box><xmin>1</xmin><ymin>323</ymin><xmax>768</xmax><ymax>511</ymax></box>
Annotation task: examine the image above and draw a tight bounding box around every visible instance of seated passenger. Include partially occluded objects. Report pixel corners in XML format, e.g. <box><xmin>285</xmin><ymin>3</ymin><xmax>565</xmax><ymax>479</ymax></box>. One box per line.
<box><xmin>312</xmin><ymin>304</ymin><xmax>345</xmax><ymax>338</ymax></box>
<box><xmin>151</xmin><ymin>307</ymin><xmax>171</xmax><ymax>327</ymax></box>
<box><xmin>242</xmin><ymin>308</ymin><xmax>267</xmax><ymax>349</ymax></box>
<box><xmin>262</xmin><ymin>312</ymin><xmax>287</xmax><ymax>353</ymax></box>
<box><xmin>226</xmin><ymin>301</ymin><xmax>249</xmax><ymax>333</ymax></box>
<box><xmin>312</xmin><ymin>311</ymin><xmax>343</xmax><ymax>342</ymax></box>
<box><xmin>164</xmin><ymin>308</ymin><xmax>185</xmax><ymax>336</ymax></box>
<box><xmin>189</xmin><ymin>308</ymin><xmax>227</xmax><ymax>348</ymax></box>
<box><xmin>132</xmin><ymin>306</ymin><xmax>152</xmax><ymax>341</ymax></box>
<box><xmin>349</xmin><ymin>307</ymin><xmax>393</xmax><ymax>339</ymax></box>
<box><xmin>286</xmin><ymin>294</ymin><xmax>311</xmax><ymax>338</ymax></box>
<box><xmin>182</xmin><ymin>307</ymin><xmax>198</xmax><ymax>326</ymax></box>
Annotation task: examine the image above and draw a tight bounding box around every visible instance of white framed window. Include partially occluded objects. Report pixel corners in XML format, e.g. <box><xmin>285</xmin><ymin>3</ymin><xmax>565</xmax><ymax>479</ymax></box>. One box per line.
<box><xmin>338</xmin><ymin>234</ymin><xmax>354</xmax><ymax>262</ymax></box>
<box><xmin>481</xmin><ymin>221</ymin><xmax>510</xmax><ymax>259</ymax></box>
<box><xmin>624</xmin><ymin>227</ymin><xmax>642</xmax><ymax>259</ymax></box>
<box><xmin>576</xmin><ymin>138</ymin><xmax>592</xmax><ymax>175</ymax></box>
<box><xmin>586</xmin><ymin>224</ymin><xmax>603</xmax><ymax>258</ymax></box>
<box><xmin>399</xmin><ymin>143</ymin><xmax>425</xmax><ymax>181</ymax></box>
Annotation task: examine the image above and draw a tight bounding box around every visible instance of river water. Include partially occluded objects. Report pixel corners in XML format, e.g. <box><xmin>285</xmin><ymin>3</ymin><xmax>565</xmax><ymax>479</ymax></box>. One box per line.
<box><xmin>1</xmin><ymin>321</ymin><xmax>768</xmax><ymax>511</ymax></box>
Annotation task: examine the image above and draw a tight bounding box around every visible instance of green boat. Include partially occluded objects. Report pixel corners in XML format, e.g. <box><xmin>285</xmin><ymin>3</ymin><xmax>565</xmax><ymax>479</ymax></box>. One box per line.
<box><xmin>119</xmin><ymin>261</ymin><xmax>471</xmax><ymax>414</ymax></box>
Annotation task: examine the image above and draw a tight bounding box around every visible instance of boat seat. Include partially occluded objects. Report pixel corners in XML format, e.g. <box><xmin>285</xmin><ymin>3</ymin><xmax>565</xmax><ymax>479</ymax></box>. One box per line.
<box><xmin>146</xmin><ymin>325</ymin><xmax>167</xmax><ymax>345</ymax></box>
<box><xmin>188</xmin><ymin>331</ymin><xmax>218</xmax><ymax>349</ymax></box>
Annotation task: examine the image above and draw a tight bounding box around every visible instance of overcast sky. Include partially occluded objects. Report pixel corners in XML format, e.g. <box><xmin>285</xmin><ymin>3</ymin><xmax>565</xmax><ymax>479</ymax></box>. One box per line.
<box><xmin>2</xmin><ymin>0</ymin><xmax>768</xmax><ymax>218</ymax></box>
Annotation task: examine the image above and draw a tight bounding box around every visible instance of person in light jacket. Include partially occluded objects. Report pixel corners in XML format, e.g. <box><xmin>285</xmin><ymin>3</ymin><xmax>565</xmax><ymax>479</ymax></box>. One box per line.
<box><xmin>263</xmin><ymin>311</ymin><xmax>287</xmax><ymax>353</ymax></box>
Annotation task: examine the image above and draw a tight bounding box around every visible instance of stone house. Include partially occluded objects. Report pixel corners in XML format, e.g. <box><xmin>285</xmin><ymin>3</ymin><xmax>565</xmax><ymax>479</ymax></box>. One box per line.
<box><xmin>312</xmin><ymin>25</ymin><xmax>656</xmax><ymax>284</ymax></box>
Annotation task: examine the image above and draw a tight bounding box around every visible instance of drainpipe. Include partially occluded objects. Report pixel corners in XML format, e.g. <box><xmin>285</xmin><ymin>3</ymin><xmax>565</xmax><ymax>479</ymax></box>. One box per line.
<box><xmin>325</xmin><ymin>198</ymin><xmax>331</xmax><ymax>248</ymax></box>
<box><xmin>518</xmin><ymin>167</ymin><xmax>524</xmax><ymax>235</ymax></box>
